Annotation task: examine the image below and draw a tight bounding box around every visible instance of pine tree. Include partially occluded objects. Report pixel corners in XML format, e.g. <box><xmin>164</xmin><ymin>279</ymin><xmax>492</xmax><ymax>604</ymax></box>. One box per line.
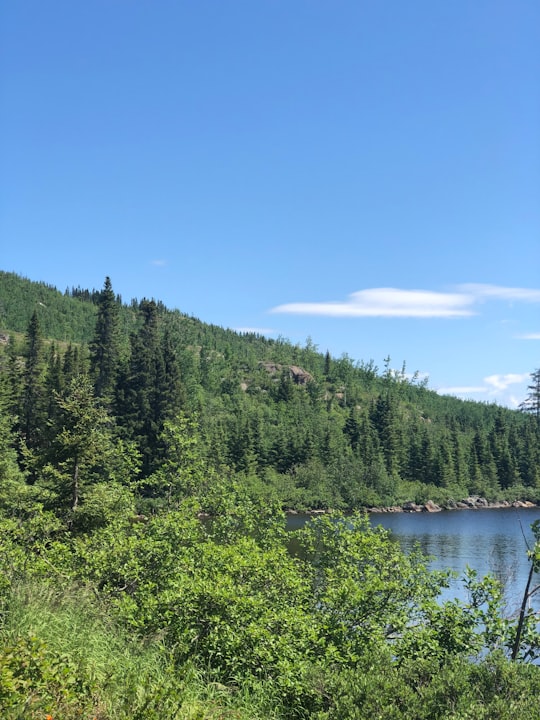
<box><xmin>118</xmin><ymin>300</ymin><xmax>160</xmax><ymax>475</ymax></box>
<box><xmin>63</xmin><ymin>343</ymin><xmax>86</xmax><ymax>382</ymax></box>
<box><xmin>0</xmin><ymin>343</ymin><xmax>25</xmax><ymax>494</ymax></box>
<box><xmin>405</xmin><ymin>420</ymin><xmax>434</xmax><ymax>484</ymax></box>
<box><xmin>41</xmin><ymin>373</ymin><xmax>136</xmax><ymax>528</ymax></box>
<box><xmin>42</xmin><ymin>343</ymin><xmax>65</xmax><ymax>449</ymax></box>
<box><xmin>370</xmin><ymin>393</ymin><xmax>401</xmax><ymax>477</ymax></box>
<box><xmin>20</xmin><ymin>310</ymin><xmax>45</xmax><ymax>452</ymax></box>
<box><xmin>519</xmin><ymin>368</ymin><xmax>540</xmax><ymax>419</ymax></box>
<box><xmin>489</xmin><ymin>410</ymin><xmax>520</xmax><ymax>490</ymax></box>
<box><xmin>343</xmin><ymin>407</ymin><xmax>361</xmax><ymax>451</ymax></box>
<box><xmin>324</xmin><ymin>350</ymin><xmax>332</xmax><ymax>380</ymax></box>
<box><xmin>89</xmin><ymin>276</ymin><xmax>120</xmax><ymax>401</ymax></box>
<box><xmin>117</xmin><ymin>300</ymin><xmax>182</xmax><ymax>477</ymax></box>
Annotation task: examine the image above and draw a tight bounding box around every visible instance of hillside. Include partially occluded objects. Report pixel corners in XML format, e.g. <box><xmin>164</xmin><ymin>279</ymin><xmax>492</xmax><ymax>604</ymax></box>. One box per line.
<box><xmin>1</xmin><ymin>270</ymin><xmax>540</xmax><ymax>717</ymax></box>
<box><xmin>1</xmin><ymin>270</ymin><xmax>539</xmax><ymax>511</ymax></box>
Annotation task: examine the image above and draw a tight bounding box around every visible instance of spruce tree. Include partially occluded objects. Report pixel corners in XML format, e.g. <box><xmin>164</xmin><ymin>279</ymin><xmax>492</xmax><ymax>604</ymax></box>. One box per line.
<box><xmin>117</xmin><ymin>299</ymin><xmax>182</xmax><ymax>477</ymax></box>
<box><xmin>89</xmin><ymin>276</ymin><xmax>120</xmax><ymax>401</ymax></box>
<box><xmin>370</xmin><ymin>393</ymin><xmax>400</xmax><ymax>477</ymax></box>
<box><xmin>519</xmin><ymin>368</ymin><xmax>540</xmax><ymax>419</ymax></box>
<box><xmin>20</xmin><ymin>310</ymin><xmax>45</xmax><ymax>452</ymax></box>
<box><xmin>343</xmin><ymin>407</ymin><xmax>361</xmax><ymax>451</ymax></box>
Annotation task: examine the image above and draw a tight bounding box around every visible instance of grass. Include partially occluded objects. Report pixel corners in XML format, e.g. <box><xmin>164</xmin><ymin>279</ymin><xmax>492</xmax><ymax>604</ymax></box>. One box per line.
<box><xmin>0</xmin><ymin>581</ymin><xmax>289</xmax><ymax>719</ymax></box>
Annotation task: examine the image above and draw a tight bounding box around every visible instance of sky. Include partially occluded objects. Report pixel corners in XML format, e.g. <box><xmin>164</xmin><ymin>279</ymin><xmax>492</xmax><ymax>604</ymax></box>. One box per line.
<box><xmin>1</xmin><ymin>1</ymin><xmax>539</xmax><ymax>408</ymax></box>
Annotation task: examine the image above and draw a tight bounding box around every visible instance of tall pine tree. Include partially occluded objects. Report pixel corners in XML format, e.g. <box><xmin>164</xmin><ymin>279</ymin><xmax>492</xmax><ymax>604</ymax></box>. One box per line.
<box><xmin>89</xmin><ymin>276</ymin><xmax>120</xmax><ymax>401</ymax></box>
<box><xmin>20</xmin><ymin>310</ymin><xmax>45</xmax><ymax>453</ymax></box>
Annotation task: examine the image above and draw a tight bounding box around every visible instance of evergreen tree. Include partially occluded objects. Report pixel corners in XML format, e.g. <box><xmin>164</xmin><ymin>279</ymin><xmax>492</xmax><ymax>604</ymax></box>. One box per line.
<box><xmin>405</xmin><ymin>420</ymin><xmax>434</xmax><ymax>484</ymax></box>
<box><xmin>519</xmin><ymin>368</ymin><xmax>540</xmax><ymax>419</ymax></box>
<box><xmin>324</xmin><ymin>350</ymin><xmax>332</xmax><ymax>380</ymax></box>
<box><xmin>0</xmin><ymin>344</ymin><xmax>26</xmax><ymax>497</ymax></box>
<box><xmin>117</xmin><ymin>300</ymin><xmax>182</xmax><ymax>477</ymax></box>
<box><xmin>44</xmin><ymin>374</ymin><xmax>110</xmax><ymax>513</ymax></box>
<box><xmin>450</xmin><ymin>421</ymin><xmax>468</xmax><ymax>488</ymax></box>
<box><xmin>470</xmin><ymin>429</ymin><xmax>499</xmax><ymax>495</ymax></box>
<box><xmin>517</xmin><ymin>418</ymin><xmax>540</xmax><ymax>488</ymax></box>
<box><xmin>117</xmin><ymin>300</ymin><xmax>160</xmax><ymax>475</ymax></box>
<box><xmin>434</xmin><ymin>432</ymin><xmax>457</xmax><ymax>488</ymax></box>
<box><xmin>63</xmin><ymin>343</ymin><xmax>86</xmax><ymax>382</ymax></box>
<box><xmin>41</xmin><ymin>373</ymin><xmax>136</xmax><ymax>528</ymax></box>
<box><xmin>1</xmin><ymin>335</ymin><xmax>23</xmax><ymax>419</ymax></box>
<box><xmin>89</xmin><ymin>276</ymin><xmax>120</xmax><ymax>401</ymax></box>
<box><xmin>489</xmin><ymin>411</ymin><xmax>520</xmax><ymax>490</ymax></box>
<box><xmin>343</xmin><ymin>407</ymin><xmax>361</xmax><ymax>451</ymax></box>
<box><xmin>370</xmin><ymin>393</ymin><xmax>401</xmax><ymax>477</ymax></box>
<box><xmin>42</xmin><ymin>343</ymin><xmax>65</xmax><ymax>449</ymax></box>
<box><xmin>20</xmin><ymin>310</ymin><xmax>45</xmax><ymax>453</ymax></box>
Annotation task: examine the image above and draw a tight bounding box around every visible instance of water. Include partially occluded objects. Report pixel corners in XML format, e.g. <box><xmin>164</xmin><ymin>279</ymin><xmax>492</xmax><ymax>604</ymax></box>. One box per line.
<box><xmin>287</xmin><ymin>507</ymin><xmax>540</xmax><ymax>616</ymax></box>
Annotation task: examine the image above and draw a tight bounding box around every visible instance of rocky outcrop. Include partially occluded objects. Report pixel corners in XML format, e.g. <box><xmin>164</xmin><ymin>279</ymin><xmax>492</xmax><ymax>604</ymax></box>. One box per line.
<box><xmin>288</xmin><ymin>365</ymin><xmax>313</xmax><ymax>385</ymax></box>
<box><xmin>257</xmin><ymin>362</ymin><xmax>313</xmax><ymax>385</ymax></box>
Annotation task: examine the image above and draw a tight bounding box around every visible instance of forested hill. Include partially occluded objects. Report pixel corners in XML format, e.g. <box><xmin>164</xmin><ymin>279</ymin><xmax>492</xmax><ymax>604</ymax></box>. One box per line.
<box><xmin>1</xmin><ymin>269</ymin><xmax>539</xmax><ymax>511</ymax></box>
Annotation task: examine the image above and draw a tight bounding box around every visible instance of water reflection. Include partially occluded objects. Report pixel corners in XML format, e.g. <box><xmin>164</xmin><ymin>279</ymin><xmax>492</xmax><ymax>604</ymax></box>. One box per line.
<box><xmin>287</xmin><ymin>507</ymin><xmax>540</xmax><ymax>614</ymax></box>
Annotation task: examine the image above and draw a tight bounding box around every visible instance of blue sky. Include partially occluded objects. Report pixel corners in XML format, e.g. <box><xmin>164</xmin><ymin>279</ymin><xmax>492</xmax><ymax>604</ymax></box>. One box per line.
<box><xmin>1</xmin><ymin>1</ymin><xmax>539</xmax><ymax>407</ymax></box>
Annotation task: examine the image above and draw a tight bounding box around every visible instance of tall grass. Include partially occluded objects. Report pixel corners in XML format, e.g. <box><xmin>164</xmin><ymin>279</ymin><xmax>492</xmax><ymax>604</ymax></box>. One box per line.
<box><xmin>0</xmin><ymin>581</ymin><xmax>289</xmax><ymax>719</ymax></box>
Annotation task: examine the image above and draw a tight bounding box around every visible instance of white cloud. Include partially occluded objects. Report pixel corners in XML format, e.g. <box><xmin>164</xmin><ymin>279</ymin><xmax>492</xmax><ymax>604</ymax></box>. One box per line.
<box><xmin>516</xmin><ymin>332</ymin><xmax>540</xmax><ymax>340</ymax></box>
<box><xmin>270</xmin><ymin>288</ymin><xmax>475</xmax><ymax>318</ymax></box>
<box><xmin>151</xmin><ymin>259</ymin><xmax>167</xmax><ymax>267</ymax></box>
<box><xmin>483</xmin><ymin>373</ymin><xmax>530</xmax><ymax>392</ymax></box>
<box><xmin>437</xmin><ymin>373</ymin><xmax>530</xmax><ymax>406</ymax></box>
<box><xmin>270</xmin><ymin>283</ymin><xmax>540</xmax><ymax>319</ymax></box>
<box><xmin>458</xmin><ymin>284</ymin><xmax>540</xmax><ymax>302</ymax></box>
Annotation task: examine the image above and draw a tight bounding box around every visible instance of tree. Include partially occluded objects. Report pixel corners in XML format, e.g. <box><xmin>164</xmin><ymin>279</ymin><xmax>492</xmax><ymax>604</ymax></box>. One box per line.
<box><xmin>324</xmin><ymin>350</ymin><xmax>332</xmax><ymax>380</ymax></box>
<box><xmin>20</xmin><ymin>311</ymin><xmax>46</xmax><ymax>457</ymax></box>
<box><xmin>519</xmin><ymin>368</ymin><xmax>540</xmax><ymax>419</ymax></box>
<box><xmin>42</xmin><ymin>374</ymin><xmax>136</xmax><ymax>527</ymax></box>
<box><xmin>343</xmin><ymin>407</ymin><xmax>361</xmax><ymax>451</ymax></box>
<box><xmin>490</xmin><ymin>410</ymin><xmax>520</xmax><ymax>490</ymax></box>
<box><xmin>116</xmin><ymin>300</ymin><xmax>183</xmax><ymax>476</ymax></box>
<box><xmin>0</xmin><ymin>391</ymin><xmax>26</xmax><ymax>498</ymax></box>
<box><xmin>89</xmin><ymin>276</ymin><xmax>120</xmax><ymax>401</ymax></box>
<box><xmin>370</xmin><ymin>393</ymin><xmax>401</xmax><ymax>477</ymax></box>
<box><xmin>144</xmin><ymin>415</ymin><xmax>214</xmax><ymax>504</ymax></box>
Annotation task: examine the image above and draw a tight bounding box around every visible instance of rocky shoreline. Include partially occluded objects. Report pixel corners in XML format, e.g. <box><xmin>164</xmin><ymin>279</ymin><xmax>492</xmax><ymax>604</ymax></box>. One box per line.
<box><xmin>367</xmin><ymin>497</ymin><xmax>539</xmax><ymax>513</ymax></box>
<box><xmin>286</xmin><ymin>497</ymin><xmax>539</xmax><ymax>516</ymax></box>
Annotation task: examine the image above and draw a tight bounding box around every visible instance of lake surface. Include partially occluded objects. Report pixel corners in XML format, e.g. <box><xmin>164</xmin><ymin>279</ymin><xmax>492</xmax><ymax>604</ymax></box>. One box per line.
<box><xmin>287</xmin><ymin>507</ymin><xmax>540</xmax><ymax>616</ymax></box>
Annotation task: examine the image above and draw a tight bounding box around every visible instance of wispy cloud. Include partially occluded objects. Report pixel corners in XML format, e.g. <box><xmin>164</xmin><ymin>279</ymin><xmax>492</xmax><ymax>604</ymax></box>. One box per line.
<box><xmin>516</xmin><ymin>332</ymin><xmax>540</xmax><ymax>340</ymax></box>
<box><xmin>270</xmin><ymin>283</ymin><xmax>540</xmax><ymax>319</ymax></box>
<box><xmin>437</xmin><ymin>373</ymin><xmax>530</xmax><ymax>406</ymax></box>
<box><xmin>151</xmin><ymin>259</ymin><xmax>167</xmax><ymax>267</ymax></box>
<box><xmin>270</xmin><ymin>288</ymin><xmax>475</xmax><ymax>318</ymax></box>
<box><xmin>484</xmin><ymin>373</ymin><xmax>530</xmax><ymax>391</ymax></box>
<box><xmin>458</xmin><ymin>284</ymin><xmax>540</xmax><ymax>302</ymax></box>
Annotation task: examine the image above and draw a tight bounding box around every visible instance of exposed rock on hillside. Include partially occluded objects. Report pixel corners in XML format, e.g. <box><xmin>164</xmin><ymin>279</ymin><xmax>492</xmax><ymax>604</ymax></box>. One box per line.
<box><xmin>258</xmin><ymin>362</ymin><xmax>313</xmax><ymax>385</ymax></box>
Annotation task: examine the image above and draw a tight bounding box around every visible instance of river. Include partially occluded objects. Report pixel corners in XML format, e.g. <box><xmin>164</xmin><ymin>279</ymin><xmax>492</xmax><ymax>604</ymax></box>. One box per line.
<box><xmin>287</xmin><ymin>506</ymin><xmax>540</xmax><ymax>616</ymax></box>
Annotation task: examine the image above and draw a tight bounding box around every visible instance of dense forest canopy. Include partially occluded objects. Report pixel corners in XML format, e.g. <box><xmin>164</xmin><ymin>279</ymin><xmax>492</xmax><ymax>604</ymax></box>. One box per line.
<box><xmin>0</xmin><ymin>271</ymin><xmax>539</xmax><ymax>718</ymax></box>
<box><xmin>1</xmin><ymin>270</ymin><xmax>539</xmax><ymax>513</ymax></box>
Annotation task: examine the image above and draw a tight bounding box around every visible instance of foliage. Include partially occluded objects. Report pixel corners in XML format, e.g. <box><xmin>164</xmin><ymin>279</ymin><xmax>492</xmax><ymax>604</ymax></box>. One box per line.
<box><xmin>520</xmin><ymin>368</ymin><xmax>540</xmax><ymax>419</ymax></box>
<box><xmin>2</xmin><ymin>271</ymin><xmax>540</xmax><ymax>511</ymax></box>
<box><xmin>1</xmin><ymin>270</ymin><xmax>540</xmax><ymax>717</ymax></box>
